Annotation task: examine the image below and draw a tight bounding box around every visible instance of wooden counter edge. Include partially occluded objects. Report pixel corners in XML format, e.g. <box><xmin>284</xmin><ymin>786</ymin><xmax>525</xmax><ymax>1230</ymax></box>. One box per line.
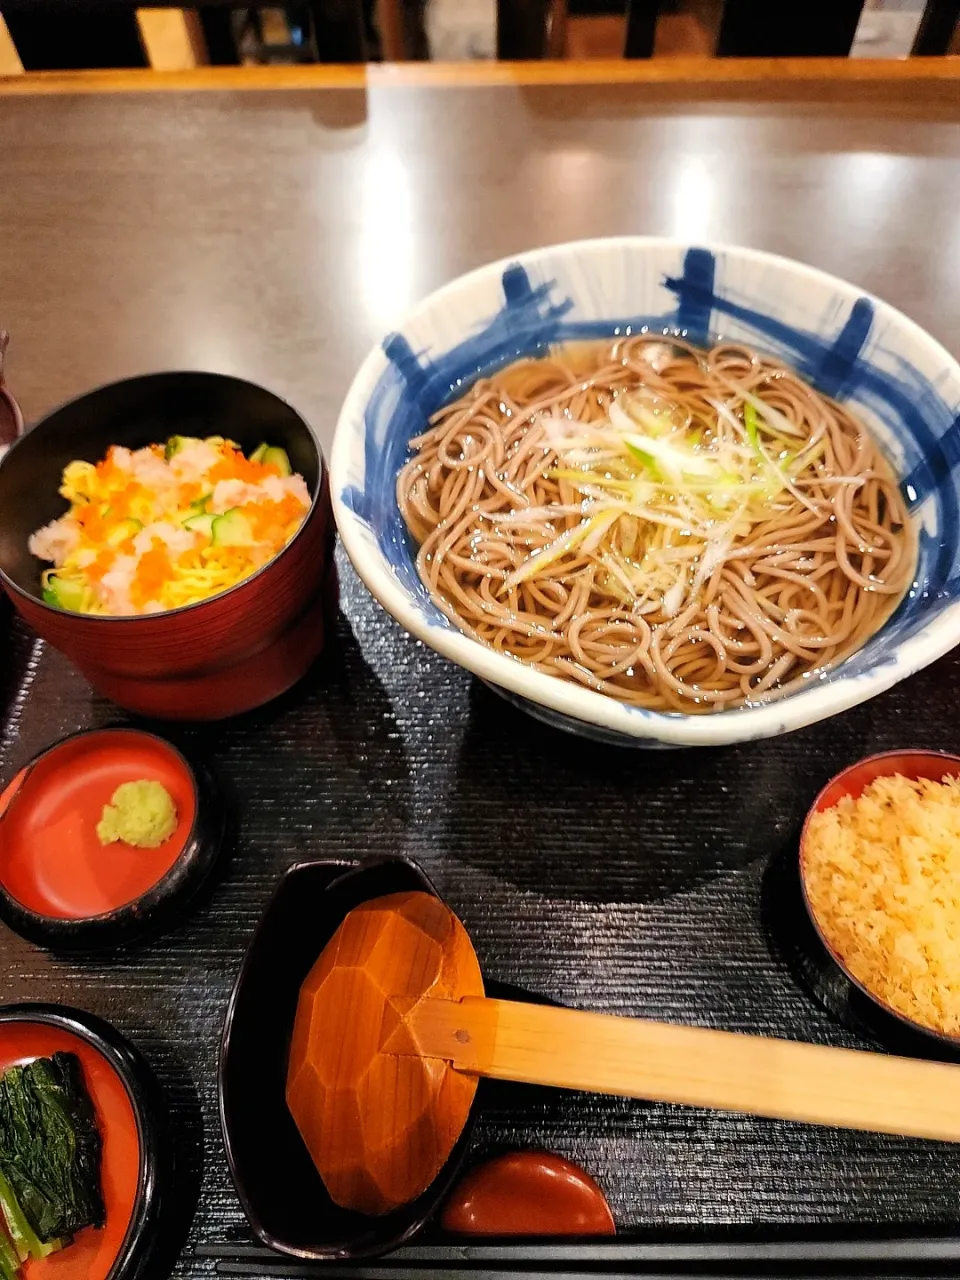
<box><xmin>0</xmin><ymin>55</ymin><xmax>958</xmax><ymax>97</ymax></box>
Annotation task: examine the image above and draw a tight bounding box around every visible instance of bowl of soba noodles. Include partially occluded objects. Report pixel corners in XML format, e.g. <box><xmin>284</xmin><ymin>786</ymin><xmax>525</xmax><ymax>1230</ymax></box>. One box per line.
<box><xmin>332</xmin><ymin>238</ymin><xmax>960</xmax><ymax>747</ymax></box>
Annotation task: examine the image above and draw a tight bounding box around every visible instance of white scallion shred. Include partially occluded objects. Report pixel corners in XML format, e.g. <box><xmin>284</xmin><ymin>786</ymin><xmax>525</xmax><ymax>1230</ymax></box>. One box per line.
<box><xmin>499</xmin><ymin>384</ymin><xmax>833</xmax><ymax>616</ymax></box>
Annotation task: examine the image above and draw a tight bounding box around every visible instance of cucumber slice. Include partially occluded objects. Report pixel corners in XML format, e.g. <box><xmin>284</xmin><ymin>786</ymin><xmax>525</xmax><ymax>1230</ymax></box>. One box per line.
<box><xmin>186</xmin><ymin>495</ymin><xmax>212</xmax><ymax>518</ymax></box>
<box><xmin>183</xmin><ymin>513</ymin><xmax>216</xmax><ymax>539</ymax></box>
<box><xmin>262</xmin><ymin>447</ymin><xmax>292</xmax><ymax>477</ymax></box>
<box><xmin>43</xmin><ymin>577</ymin><xmax>85</xmax><ymax>612</ymax></box>
<box><xmin>106</xmin><ymin>518</ymin><xmax>142</xmax><ymax>547</ymax></box>
<box><xmin>249</xmin><ymin>444</ymin><xmax>269</xmax><ymax>464</ymax></box>
<box><xmin>164</xmin><ymin>435</ymin><xmax>202</xmax><ymax>460</ymax></box>
<box><xmin>210</xmin><ymin>509</ymin><xmax>255</xmax><ymax>548</ymax></box>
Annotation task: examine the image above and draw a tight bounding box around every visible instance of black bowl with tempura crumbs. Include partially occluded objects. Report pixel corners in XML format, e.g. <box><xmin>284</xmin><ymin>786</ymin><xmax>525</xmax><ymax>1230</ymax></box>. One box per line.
<box><xmin>793</xmin><ymin>750</ymin><xmax>960</xmax><ymax>1061</ymax></box>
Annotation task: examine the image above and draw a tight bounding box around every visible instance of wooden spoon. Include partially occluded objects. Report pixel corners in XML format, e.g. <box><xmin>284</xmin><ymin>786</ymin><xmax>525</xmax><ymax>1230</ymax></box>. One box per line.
<box><xmin>286</xmin><ymin>890</ymin><xmax>960</xmax><ymax>1217</ymax></box>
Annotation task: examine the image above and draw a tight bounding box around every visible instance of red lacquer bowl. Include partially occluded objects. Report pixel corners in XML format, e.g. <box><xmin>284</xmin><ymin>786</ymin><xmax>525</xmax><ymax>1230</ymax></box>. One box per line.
<box><xmin>0</xmin><ymin>1003</ymin><xmax>168</xmax><ymax>1280</ymax></box>
<box><xmin>0</xmin><ymin>373</ymin><xmax>336</xmax><ymax>720</ymax></box>
<box><xmin>0</xmin><ymin>728</ymin><xmax>225</xmax><ymax>951</ymax></box>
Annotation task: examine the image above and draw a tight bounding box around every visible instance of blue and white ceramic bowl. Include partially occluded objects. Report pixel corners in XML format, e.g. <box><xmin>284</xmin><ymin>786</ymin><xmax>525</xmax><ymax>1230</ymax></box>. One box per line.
<box><xmin>332</xmin><ymin>238</ymin><xmax>960</xmax><ymax>748</ymax></box>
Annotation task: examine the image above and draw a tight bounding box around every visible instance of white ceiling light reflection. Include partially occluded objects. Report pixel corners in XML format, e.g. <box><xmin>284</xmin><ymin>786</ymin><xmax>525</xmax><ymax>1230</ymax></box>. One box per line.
<box><xmin>670</xmin><ymin>157</ymin><xmax>714</xmax><ymax>241</ymax></box>
<box><xmin>843</xmin><ymin>150</ymin><xmax>901</xmax><ymax>198</ymax></box>
<box><xmin>826</xmin><ymin>150</ymin><xmax>904</xmax><ymax>230</ymax></box>
<box><xmin>548</xmin><ymin>146</ymin><xmax>607</xmax><ymax>189</ymax></box>
<box><xmin>357</xmin><ymin>148</ymin><xmax>416</xmax><ymax>327</ymax></box>
<box><xmin>520</xmin><ymin>146</ymin><xmax>611</xmax><ymax>233</ymax></box>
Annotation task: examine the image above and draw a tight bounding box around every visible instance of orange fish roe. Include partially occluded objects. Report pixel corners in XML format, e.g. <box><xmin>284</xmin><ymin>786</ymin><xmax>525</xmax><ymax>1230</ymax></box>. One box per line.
<box><xmin>95</xmin><ymin>456</ymin><xmax>120</xmax><ymax>484</ymax></box>
<box><xmin>178</xmin><ymin>482</ymin><xmax>204</xmax><ymax>507</ymax></box>
<box><xmin>32</xmin><ymin>435</ymin><xmax>309</xmax><ymax>616</ymax></box>
<box><xmin>86</xmin><ymin>549</ymin><xmax>117</xmax><ymax>583</ymax></box>
<box><xmin>208</xmin><ymin>447</ymin><xmax>280</xmax><ymax>486</ymax></box>
<box><xmin>106</xmin><ymin>486</ymin><xmax>138</xmax><ymax>522</ymax></box>
<box><xmin>240</xmin><ymin>495</ymin><xmax>305</xmax><ymax>547</ymax></box>
<box><xmin>97</xmin><ymin>446</ymin><xmax>136</xmax><ymax>481</ymax></box>
<box><xmin>131</xmin><ymin>540</ymin><xmax>172</xmax><ymax>608</ymax></box>
<box><xmin>75</xmin><ymin>504</ymin><xmax>109</xmax><ymax>543</ymax></box>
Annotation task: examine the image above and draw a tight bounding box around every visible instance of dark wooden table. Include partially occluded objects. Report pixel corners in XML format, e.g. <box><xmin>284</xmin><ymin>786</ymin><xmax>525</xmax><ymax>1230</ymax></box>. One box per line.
<box><xmin>1</xmin><ymin>62</ymin><xmax>958</xmax><ymax>451</ymax></box>
<box><xmin>1</xmin><ymin>61</ymin><xmax>960</xmax><ymax>1280</ymax></box>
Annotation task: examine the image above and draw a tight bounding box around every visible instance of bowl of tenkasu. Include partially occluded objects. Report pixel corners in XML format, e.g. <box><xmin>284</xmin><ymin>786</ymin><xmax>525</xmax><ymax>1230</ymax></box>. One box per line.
<box><xmin>0</xmin><ymin>372</ymin><xmax>337</xmax><ymax>720</ymax></box>
<box><xmin>332</xmin><ymin>238</ymin><xmax>960</xmax><ymax>747</ymax></box>
<box><xmin>800</xmin><ymin>750</ymin><xmax>960</xmax><ymax>1047</ymax></box>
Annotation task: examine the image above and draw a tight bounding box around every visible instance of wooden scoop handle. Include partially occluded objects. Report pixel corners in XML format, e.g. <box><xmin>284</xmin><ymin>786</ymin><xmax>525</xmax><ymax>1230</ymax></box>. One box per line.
<box><xmin>404</xmin><ymin>997</ymin><xmax>960</xmax><ymax>1144</ymax></box>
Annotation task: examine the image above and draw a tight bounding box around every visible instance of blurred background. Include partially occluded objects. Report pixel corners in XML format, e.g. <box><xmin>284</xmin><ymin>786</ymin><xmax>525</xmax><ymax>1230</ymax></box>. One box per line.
<box><xmin>0</xmin><ymin>0</ymin><xmax>956</xmax><ymax>72</ymax></box>
<box><xmin>408</xmin><ymin>0</ymin><xmax>941</xmax><ymax>62</ymax></box>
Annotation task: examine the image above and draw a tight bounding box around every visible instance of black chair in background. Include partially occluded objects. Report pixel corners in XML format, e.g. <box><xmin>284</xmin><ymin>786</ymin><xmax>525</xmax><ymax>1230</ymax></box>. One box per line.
<box><xmin>0</xmin><ymin>0</ymin><xmax>369</xmax><ymax>69</ymax></box>
<box><xmin>199</xmin><ymin>1</ymin><xmax>366</xmax><ymax>65</ymax></box>
<box><xmin>912</xmin><ymin>0</ymin><xmax>960</xmax><ymax>52</ymax></box>
<box><xmin>621</xmin><ymin>0</ymin><xmax>960</xmax><ymax>58</ymax></box>
<box><xmin>1</xmin><ymin>0</ymin><xmax>957</xmax><ymax>68</ymax></box>
<box><xmin>714</xmin><ymin>0</ymin><xmax>959</xmax><ymax>57</ymax></box>
<box><xmin>498</xmin><ymin>0</ymin><xmax>959</xmax><ymax>60</ymax></box>
<box><xmin>2</xmin><ymin>4</ymin><xmax>148</xmax><ymax>68</ymax></box>
<box><xmin>715</xmin><ymin>0</ymin><xmax>867</xmax><ymax>57</ymax></box>
<box><xmin>498</xmin><ymin>0</ymin><xmax>566</xmax><ymax>58</ymax></box>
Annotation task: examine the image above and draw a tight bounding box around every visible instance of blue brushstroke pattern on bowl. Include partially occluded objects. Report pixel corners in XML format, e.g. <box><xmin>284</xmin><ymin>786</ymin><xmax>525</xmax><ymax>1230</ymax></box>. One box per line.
<box><xmin>332</xmin><ymin>238</ymin><xmax>960</xmax><ymax>748</ymax></box>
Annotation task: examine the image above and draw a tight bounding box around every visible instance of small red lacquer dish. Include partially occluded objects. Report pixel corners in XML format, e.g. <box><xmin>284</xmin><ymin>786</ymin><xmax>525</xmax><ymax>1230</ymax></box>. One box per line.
<box><xmin>799</xmin><ymin>749</ymin><xmax>960</xmax><ymax>1051</ymax></box>
<box><xmin>0</xmin><ymin>1003</ymin><xmax>167</xmax><ymax>1280</ymax></box>
<box><xmin>0</xmin><ymin>728</ymin><xmax>224</xmax><ymax>951</ymax></box>
<box><xmin>440</xmin><ymin>1151</ymin><xmax>616</xmax><ymax>1237</ymax></box>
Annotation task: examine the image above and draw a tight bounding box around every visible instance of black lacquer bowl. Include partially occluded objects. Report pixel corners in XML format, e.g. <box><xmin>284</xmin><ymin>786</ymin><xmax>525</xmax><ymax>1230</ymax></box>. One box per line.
<box><xmin>219</xmin><ymin>857</ymin><xmax>481</xmax><ymax>1261</ymax></box>
<box><xmin>0</xmin><ymin>1003</ymin><xmax>168</xmax><ymax>1280</ymax></box>
<box><xmin>766</xmin><ymin>749</ymin><xmax>960</xmax><ymax>1063</ymax></box>
<box><xmin>0</xmin><ymin>728</ymin><xmax>225</xmax><ymax>952</ymax></box>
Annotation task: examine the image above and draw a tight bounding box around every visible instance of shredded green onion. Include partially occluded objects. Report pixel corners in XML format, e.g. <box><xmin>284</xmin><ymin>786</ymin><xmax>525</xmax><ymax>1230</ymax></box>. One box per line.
<box><xmin>498</xmin><ymin>387</ymin><xmax>840</xmax><ymax>616</ymax></box>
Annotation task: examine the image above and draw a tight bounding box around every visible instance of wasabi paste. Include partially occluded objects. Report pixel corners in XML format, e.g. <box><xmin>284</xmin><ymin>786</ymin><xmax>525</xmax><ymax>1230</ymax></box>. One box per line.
<box><xmin>96</xmin><ymin>780</ymin><xmax>178</xmax><ymax>849</ymax></box>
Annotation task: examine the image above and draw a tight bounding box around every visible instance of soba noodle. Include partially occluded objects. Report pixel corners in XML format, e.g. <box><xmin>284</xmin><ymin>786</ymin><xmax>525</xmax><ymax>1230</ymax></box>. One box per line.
<box><xmin>397</xmin><ymin>337</ymin><xmax>915</xmax><ymax>713</ymax></box>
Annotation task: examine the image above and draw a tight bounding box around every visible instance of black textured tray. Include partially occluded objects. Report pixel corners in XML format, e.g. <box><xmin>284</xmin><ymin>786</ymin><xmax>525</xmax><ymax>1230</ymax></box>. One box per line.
<box><xmin>3</xmin><ymin>551</ymin><xmax>960</xmax><ymax>1279</ymax></box>
<box><xmin>197</xmin><ymin>1235</ymin><xmax>960</xmax><ymax>1278</ymax></box>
